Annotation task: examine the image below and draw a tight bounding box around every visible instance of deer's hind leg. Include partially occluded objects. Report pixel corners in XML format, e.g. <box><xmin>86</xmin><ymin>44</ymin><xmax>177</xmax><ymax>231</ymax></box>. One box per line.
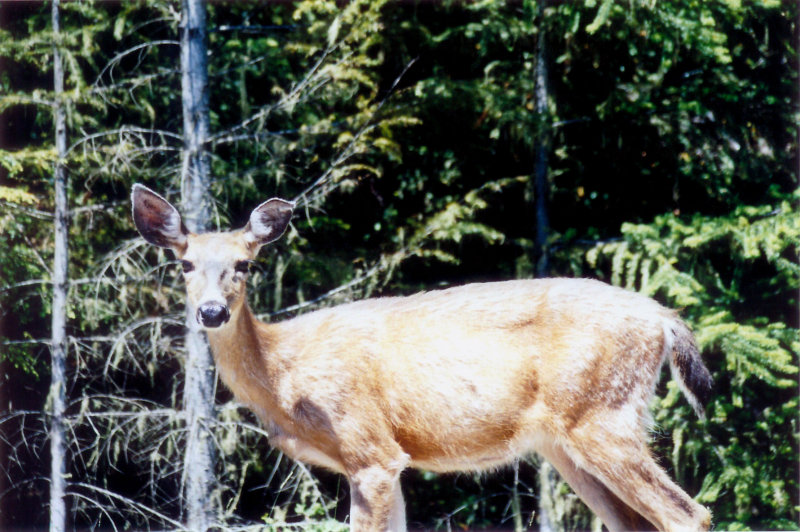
<box><xmin>561</xmin><ymin>422</ymin><xmax>710</xmax><ymax>532</ymax></box>
<box><xmin>539</xmin><ymin>439</ymin><xmax>656</xmax><ymax>531</ymax></box>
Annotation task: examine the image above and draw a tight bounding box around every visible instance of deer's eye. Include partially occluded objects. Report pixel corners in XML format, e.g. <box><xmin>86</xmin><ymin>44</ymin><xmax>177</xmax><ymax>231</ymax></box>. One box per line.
<box><xmin>180</xmin><ymin>260</ymin><xmax>194</xmax><ymax>273</ymax></box>
<box><xmin>234</xmin><ymin>260</ymin><xmax>252</xmax><ymax>274</ymax></box>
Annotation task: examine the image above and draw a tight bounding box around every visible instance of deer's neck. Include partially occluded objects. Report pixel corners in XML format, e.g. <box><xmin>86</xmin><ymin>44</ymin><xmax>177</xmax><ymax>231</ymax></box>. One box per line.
<box><xmin>204</xmin><ymin>300</ymin><xmax>283</xmax><ymax>412</ymax></box>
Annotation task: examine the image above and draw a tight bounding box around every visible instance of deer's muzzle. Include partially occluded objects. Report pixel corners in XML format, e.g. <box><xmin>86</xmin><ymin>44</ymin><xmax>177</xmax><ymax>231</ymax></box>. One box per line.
<box><xmin>197</xmin><ymin>302</ymin><xmax>231</xmax><ymax>328</ymax></box>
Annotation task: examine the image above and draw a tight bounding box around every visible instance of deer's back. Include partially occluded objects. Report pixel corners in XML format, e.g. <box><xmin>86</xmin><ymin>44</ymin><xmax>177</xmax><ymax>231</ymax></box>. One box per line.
<box><xmin>266</xmin><ymin>278</ymin><xmax>673</xmax><ymax>472</ymax></box>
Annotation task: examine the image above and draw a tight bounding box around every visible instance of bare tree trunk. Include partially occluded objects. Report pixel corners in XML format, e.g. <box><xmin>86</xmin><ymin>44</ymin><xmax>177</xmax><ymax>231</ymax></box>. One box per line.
<box><xmin>530</xmin><ymin>2</ymin><xmax>561</xmax><ymax>531</ymax></box>
<box><xmin>49</xmin><ymin>1</ymin><xmax>69</xmax><ymax>530</ymax></box>
<box><xmin>180</xmin><ymin>0</ymin><xmax>216</xmax><ymax>529</ymax></box>
<box><xmin>532</xmin><ymin>0</ymin><xmax>551</xmax><ymax>279</ymax></box>
<box><xmin>537</xmin><ymin>461</ymin><xmax>560</xmax><ymax>532</ymax></box>
<box><xmin>181</xmin><ymin>0</ymin><xmax>213</xmax><ymax>228</ymax></box>
<box><xmin>511</xmin><ymin>459</ymin><xmax>525</xmax><ymax>532</ymax></box>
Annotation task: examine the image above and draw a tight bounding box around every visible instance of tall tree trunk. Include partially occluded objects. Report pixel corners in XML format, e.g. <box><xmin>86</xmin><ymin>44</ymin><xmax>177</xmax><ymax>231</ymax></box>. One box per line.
<box><xmin>537</xmin><ymin>461</ymin><xmax>561</xmax><ymax>532</ymax></box>
<box><xmin>511</xmin><ymin>458</ymin><xmax>525</xmax><ymax>532</ymax></box>
<box><xmin>49</xmin><ymin>1</ymin><xmax>69</xmax><ymax>530</ymax></box>
<box><xmin>530</xmin><ymin>2</ymin><xmax>562</xmax><ymax>531</ymax></box>
<box><xmin>180</xmin><ymin>0</ymin><xmax>216</xmax><ymax>529</ymax></box>
<box><xmin>532</xmin><ymin>0</ymin><xmax>551</xmax><ymax>279</ymax></box>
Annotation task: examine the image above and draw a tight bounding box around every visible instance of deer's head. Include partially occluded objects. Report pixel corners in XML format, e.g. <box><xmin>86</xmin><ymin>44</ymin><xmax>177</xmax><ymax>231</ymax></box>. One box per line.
<box><xmin>131</xmin><ymin>184</ymin><xmax>293</xmax><ymax>329</ymax></box>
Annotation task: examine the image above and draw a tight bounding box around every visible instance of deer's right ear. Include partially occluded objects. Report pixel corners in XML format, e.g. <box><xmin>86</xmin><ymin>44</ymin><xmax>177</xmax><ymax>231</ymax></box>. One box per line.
<box><xmin>131</xmin><ymin>184</ymin><xmax>189</xmax><ymax>253</ymax></box>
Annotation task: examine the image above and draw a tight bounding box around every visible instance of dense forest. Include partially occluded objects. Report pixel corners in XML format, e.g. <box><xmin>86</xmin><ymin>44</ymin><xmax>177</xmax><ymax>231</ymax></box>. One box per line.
<box><xmin>0</xmin><ymin>0</ymin><xmax>797</xmax><ymax>530</ymax></box>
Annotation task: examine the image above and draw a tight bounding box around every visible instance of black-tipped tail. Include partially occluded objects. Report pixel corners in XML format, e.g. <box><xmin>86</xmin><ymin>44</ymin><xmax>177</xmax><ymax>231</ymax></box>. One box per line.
<box><xmin>668</xmin><ymin>321</ymin><xmax>713</xmax><ymax>419</ymax></box>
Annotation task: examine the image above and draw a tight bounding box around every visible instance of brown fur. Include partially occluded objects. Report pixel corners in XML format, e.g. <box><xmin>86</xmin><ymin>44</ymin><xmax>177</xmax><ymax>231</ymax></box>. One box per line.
<box><xmin>132</xmin><ymin>185</ymin><xmax>713</xmax><ymax>532</ymax></box>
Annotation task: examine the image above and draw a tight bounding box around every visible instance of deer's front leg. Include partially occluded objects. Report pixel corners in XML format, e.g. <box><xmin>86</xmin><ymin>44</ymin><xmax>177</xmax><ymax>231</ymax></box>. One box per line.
<box><xmin>347</xmin><ymin>459</ymin><xmax>408</xmax><ymax>532</ymax></box>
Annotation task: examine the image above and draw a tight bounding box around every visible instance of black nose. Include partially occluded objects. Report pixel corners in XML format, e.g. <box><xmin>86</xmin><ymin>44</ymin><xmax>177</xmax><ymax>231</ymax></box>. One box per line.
<box><xmin>197</xmin><ymin>302</ymin><xmax>230</xmax><ymax>328</ymax></box>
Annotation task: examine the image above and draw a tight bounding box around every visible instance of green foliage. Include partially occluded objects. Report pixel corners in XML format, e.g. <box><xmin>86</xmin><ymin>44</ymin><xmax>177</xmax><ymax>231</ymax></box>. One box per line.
<box><xmin>262</xmin><ymin>473</ymin><xmax>348</xmax><ymax>531</ymax></box>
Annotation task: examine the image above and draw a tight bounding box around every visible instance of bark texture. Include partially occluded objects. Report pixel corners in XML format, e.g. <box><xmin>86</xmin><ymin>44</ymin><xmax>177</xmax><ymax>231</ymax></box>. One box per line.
<box><xmin>49</xmin><ymin>1</ymin><xmax>69</xmax><ymax>530</ymax></box>
<box><xmin>532</xmin><ymin>0</ymin><xmax>551</xmax><ymax>278</ymax></box>
<box><xmin>180</xmin><ymin>0</ymin><xmax>217</xmax><ymax>529</ymax></box>
<box><xmin>531</xmin><ymin>2</ymin><xmax>560</xmax><ymax>530</ymax></box>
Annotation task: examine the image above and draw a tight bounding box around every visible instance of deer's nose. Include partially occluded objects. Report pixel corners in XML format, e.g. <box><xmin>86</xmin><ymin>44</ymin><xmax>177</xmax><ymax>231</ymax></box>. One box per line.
<box><xmin>197</xmin><ymin>302</ymin><xmax>230</xmax><ymax>328</ymax></box>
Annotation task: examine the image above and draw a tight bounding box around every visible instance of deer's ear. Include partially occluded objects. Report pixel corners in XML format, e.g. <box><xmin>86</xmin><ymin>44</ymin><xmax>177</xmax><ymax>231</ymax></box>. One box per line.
<box><xmin>131</xmin><ymin>184</ymin><xmax>189</xmax><ymax>253</ymax></box>
<box><xmin>244</xmin><ymin>198</ymin><xmax>294</xmax><ymax>247</ymax></box>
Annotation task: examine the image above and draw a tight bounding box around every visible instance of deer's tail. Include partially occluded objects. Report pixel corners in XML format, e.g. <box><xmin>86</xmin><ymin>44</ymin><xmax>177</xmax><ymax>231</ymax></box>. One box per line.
<box><xmin>665</xmin><ymin>319</ymin><xmax>714</xmax><ymax>420</ymax></box>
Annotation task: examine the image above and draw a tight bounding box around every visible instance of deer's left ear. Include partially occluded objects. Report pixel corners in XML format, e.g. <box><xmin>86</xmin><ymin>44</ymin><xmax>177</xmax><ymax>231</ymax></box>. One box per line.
<box><xmin>131</xmin><ymin>184</ymin><xmax>189</xmax><ymax>253</ymax></box>
<box><xmin>244</xmin><ymin>198</ymin><xmax>294</xmax><ymax>247</ymax></box>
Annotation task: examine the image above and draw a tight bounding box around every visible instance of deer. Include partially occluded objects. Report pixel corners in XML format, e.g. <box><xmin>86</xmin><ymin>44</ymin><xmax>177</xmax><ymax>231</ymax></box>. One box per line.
<box><xmin>131</xmin><ymin>183</ymin><xmax>713</xmax><ymax>532</ymax></box>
